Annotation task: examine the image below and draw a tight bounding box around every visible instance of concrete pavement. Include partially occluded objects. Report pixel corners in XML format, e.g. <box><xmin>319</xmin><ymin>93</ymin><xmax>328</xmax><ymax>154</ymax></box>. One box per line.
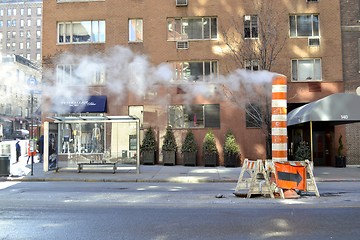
<box><xmin>2</xmin><ymin>158</ymin><xmax>360</xmax><ymax>183</ymax></box>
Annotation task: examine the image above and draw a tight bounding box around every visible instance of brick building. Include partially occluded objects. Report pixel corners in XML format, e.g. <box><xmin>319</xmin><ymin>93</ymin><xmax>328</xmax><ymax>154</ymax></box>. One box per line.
<box><xmin>42</xmin><ymin>0</ymin><xmax>345</xmax><ymax>166</ymax></box>
<box><xmin>341</xmin><ymin>0</ymin><xmax>360</xmax><ymax>165</ymax></box>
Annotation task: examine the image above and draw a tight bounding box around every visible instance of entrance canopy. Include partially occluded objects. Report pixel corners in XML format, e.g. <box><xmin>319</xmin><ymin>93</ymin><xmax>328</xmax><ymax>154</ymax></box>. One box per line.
<box><xmin>288</xmin><ymin>93</ymin><xmax>360</xmax><ymax>126</ymax></box>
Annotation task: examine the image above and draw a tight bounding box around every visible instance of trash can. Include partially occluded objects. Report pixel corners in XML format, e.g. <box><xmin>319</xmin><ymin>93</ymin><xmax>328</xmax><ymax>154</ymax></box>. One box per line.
<box><xmin>0</xmin><ymin>155</ymin><xmax>10</xmax><ymax>177</ymax></box>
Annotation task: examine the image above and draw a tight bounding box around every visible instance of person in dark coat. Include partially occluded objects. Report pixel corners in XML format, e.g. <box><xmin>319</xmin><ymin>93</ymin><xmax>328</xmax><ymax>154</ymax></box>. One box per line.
<box><xmin>37</xmin><ymin>135</ymin><xmax>44</xmax><ymax>163</ymax></box>
<box><xmin>15</xmin><ymin>140</ymin><xmax>21</xmax><ymax>162</ymax></box>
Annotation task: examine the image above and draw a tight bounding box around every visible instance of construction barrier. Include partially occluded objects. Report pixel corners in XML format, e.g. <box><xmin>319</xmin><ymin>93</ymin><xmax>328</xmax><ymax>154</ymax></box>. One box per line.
<box><xmin>234</xmin><ymin>159</ymin><xmax>320</xmax><ymax>199</ymax></box>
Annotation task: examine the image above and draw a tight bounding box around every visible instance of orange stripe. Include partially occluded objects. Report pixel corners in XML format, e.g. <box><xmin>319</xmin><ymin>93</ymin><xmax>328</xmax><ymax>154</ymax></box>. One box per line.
<box><xmin>272</xmin><ymin>107</ymin><xmax>287</xmax><ymax>115</ymax></box>
<box><xmin>271</xmin><ymin>121</ymin><xmax>287</xmax><ymax>128</ymax></box>
<box><xmin>272</xmin><ymin>150</ymin><xmax>288</xmax><ymax>158</ymax></box>
<box><xmin>272</xmin><ymin>135</ymin><xmax>288</xmax><ymax>143</ymax></box>
<box><xmin>272</xmin><ymin>75</ymin><xmax>287</xmax><ymax>85</ymax></box>
<box><xmin>272</xmin><ymin>92</ymin><xmax>287</xmax><ymax>100</ymax></box>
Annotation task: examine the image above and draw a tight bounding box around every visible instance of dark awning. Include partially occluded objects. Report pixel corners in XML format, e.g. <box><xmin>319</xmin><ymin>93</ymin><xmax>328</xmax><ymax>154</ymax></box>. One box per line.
<box><xmin>287</xmin><ymin>93</ymin><xmax>360</xmax><ymax>126</ymax></box>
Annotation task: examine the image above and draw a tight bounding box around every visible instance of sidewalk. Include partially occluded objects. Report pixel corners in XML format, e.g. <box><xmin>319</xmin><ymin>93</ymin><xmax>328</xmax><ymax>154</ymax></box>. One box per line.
<box><xmin>2</xmin><ymin>159</ymin><xmax>360</xmax><ymax>183</ymax></box>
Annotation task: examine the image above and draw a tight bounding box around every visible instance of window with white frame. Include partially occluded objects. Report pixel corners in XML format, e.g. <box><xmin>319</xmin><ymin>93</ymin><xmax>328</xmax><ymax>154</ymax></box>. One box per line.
<box><xmin>26</xmin><ymin>41</ymin><xmax>30</xmax><ymax>49</ymax></box>
<box><xmin>12</xmin><ymin>20</ymin><xmax>16</xmax><ymax>27</ymax></box>
<box><xmin>171</xmin><ymin>61</ymin><xmax>218</xmax><ymax>81</ymax></box>
<box><xmin>20</xmin><ymin>19</ymin><xmax>24</xmax><ymax>27</ymax></box>
<box><xmin>36</xmin><ymin>19</ymin><xmax>41</xmax><ymax>27</ymax></box>
<box><xmin>20</xmin><ymin>8</ymin><xmax>24</xmax><ymax>15</ymax></box>
<box><xmin>0</xmin><ymin>21</ymin><xmax>3</xmax><ymax>28</ymax></box>
<box><xmin>36</xmin><ymin>30</ymin><xmax>41</xmax><ymax>38</ymax></box>
<box><xmin>19</xmin><ymin>42</ymin><xmax>24</xmax><ymax>49</ymax></box>
<box><xmin>290</xmin><ymin>14</ymin><xmax>319</xmax><ymax>37</ymax></box>
<box><xmin>36</xmin><ymin>53</ymin><xmax>41</xmax><ymax>61</ymax></box>
<box><xmin>245</xmin><ymin>59</ymin><xmax>259</xmax><ymax>71</ymax></box>
<box><xmin>167</xmin><ymin>17</ymin><xmax>218</xmax><ymax>41</ymax></box>
<box><xmin>36</xmin><ymin>42</ymin><xmax>41</xmax><ymax>49</ymax></box>
<box><xmin>58</xmin><ymin>20</ymin><xmax>106</xmax><ymax>44</ymax></box>
<box><xmin>27</xmin><ymin>19</ymin><xmax>31</xmax><ymax>27</ymax></box>
<box><xmin>168</xmin><ymin>104</ymin><xmax>220</xmax><ymax>129</ymax></box>
<box><xmin>129</xmin><ymin>19</ymin><xmax>143</xmax><ymax>42</ymax></box>
<box><xmin>0</xmin><ymin>9</ymin><xmax>3</xmax><ymax>16</ymax></box>
<box><xmin>27</xmin><ymin>8</ymin><xmax>31</xmax><ymax>16</ymax></box>
<box><xmin>56</xmin><ymin>64</ymin><xmax>106</xmax><ymax>85</ymax></box>
<box><xmin>244</xmin><ymin>15</ymin><xmax>258</xmax><ymax>39</ymax></box>
<box><xmin>37</xmin><ymin>7</ymin><xmax>41</xmax><ymax>15</ymax></box>
<box><xmin>291</xmin><ymin>59</ymin><xmax>322</xmax><ymax>81</ymax></box>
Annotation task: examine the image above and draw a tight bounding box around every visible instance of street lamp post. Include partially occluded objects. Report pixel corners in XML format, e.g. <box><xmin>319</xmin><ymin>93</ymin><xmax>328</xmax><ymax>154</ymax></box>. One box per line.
<box><xmin>30</xmin><ymin>90</ymin><xmax>34</xmax><ymax>176</ymax></box>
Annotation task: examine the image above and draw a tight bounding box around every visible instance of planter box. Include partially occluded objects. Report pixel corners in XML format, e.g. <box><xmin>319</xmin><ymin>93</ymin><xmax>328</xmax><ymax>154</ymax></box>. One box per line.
<box><xmin>335</xmin><ymin>156</ymin><xmax>346</xmax><ymax>168</ymax></box>
<box><xmin>163</xmin><ymin>151</ymin><xmax>176</xmax><ymax>165</ymax></box>
<box><xmin>224</xmin><ymin>153</ymin><xmax>240</xmax><ymax>167</ymax></box>
<box><xmin>183</xmin><ymin>152</ymin><xmax>197</xmax><ymax>166</ymax></box>
<box><xmin>204</xmin><ymin>152</ymin><xmax>217</xmax><ymax>167</ymax></box>
<box><xmin>141</xmin><ymin>150</ymin><xmax>155</xmax><ymax>165</ymax></box>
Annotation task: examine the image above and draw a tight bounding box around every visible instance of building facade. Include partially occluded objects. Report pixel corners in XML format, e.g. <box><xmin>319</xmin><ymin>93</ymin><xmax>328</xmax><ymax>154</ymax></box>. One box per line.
<box><xmin>42</xmin><ymin>0</ymin><xmax>345</xmax><ymax>166</ymax></box>
<box><xmin>340</xmin><ymin>0</ymin><xmax>360</xmax><ymax>165</ymax></box>
<box><xmin>0</xmin><ymin>0</ymin><xmax>42</xmax><ymax>64</ymax></box>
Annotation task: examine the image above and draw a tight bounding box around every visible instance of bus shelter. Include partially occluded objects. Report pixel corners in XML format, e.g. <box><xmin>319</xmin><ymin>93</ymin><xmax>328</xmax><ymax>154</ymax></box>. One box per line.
<box><xmin>43</xmin><ymin>116</ymin><xmax>140</xmax><ymax>174</ymax></box>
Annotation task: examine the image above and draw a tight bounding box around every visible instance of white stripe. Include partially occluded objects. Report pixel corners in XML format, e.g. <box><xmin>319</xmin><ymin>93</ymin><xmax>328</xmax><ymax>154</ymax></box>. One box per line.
<box><xmin>272</xmin><ymin>143</ymin><xmax>288</xmax><ymax>151</ymax></box>
<box><xmin>272</xmin><ymin>157</ymin><xmax>288</xmax><ymax>161</ymax></box>
<box><xmin>271</xmin><ymin>100</ymin><xmax>287</xmax><ymax>108</ymax></box>
<box><xmin>272</xmin><ymin>128</ymin><xmax>287</xmax><ymax>136</ymax></box>
<box><xmin>272</xmin><ymin>85</ymin><xmax>287</xmax><ymax>93</ymax></box>
<box><xmin>272</xmin><ymin>115</ymin><xmax>287</xmax><ymax>121</ymax></box>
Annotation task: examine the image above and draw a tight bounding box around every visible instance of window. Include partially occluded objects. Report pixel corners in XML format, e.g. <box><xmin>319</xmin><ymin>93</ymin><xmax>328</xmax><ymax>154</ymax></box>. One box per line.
<box><xmin>20</xmin><ymin>19</ymin><xmax>24</xmax><ymax>27</ymax></box>
<box><xmin>0</xmin><ymin>21</ymin><xmax>3</xmax><ymax>28</ymax></box>
<box><xmin>7</xmin><ymin>9</ymin><xmax>11</xmax><ymax>16</ymax></box>
<box><xmin>12</xmin><ymin>32</ymin><xmax>16</xmax><ymax>38</ymax></box>
<box><xmin>7</xmin><ymin>31</ymin><xmax>10</xmax><ymax>39</ymax></box>
<box><xmin>36</xmin><ymin>53</ymin><xmax>41</xmax><ymax>61</ymax></box>
<box><xmin>27</xmin><ymin>19</ymin><xmax>31</xmax><ymax>27</ymax></box>
<box><xmin>246</xmin><ymin>103</ymin><xmax>262</xmax><ymax>128</ymax></box>
<box><xmin>37</xmin><ymin>7</ymin><xmax>42</xmax><ymax>15</ymax></box>
<box><xmin>7</xmin><ymin>20</ymin><xmax>11</xmax><ymax>27</ymax></box>
<box><xmin>36</xmin><ymin>42</ymin><xmax>41</xmax><ymax>49</ymax></box>
<box><xmin>36</xmin><ymin>19</ymin><xmax>41</xmax><ymax>27</ymax></box>
<box><xmin>27</xmin><ymin>8</ymin><xmax>32</xmax><ymax>16</ymax></box>
<box><xmin>26</xmin><ymin>54</ymin><xmax>31</xmax><ymax>60</ymax></box>
<box><xmin>290</xmin><ymin>14</ymin><xmax>319</xmax><ymax>37</ymax></box>
<box><xmin>12</xmin><ymin>20</ymin><xmax>16</xmax><ymax>27</ymax></box>
<box><xmin>171</xmin><ymin>61</ymin><xmax>218</xmax><ymax>81</ymax></box>
<box><xmin>168</xmin><ymin>104</ymin><xmax>220</xmax><ymax>128</ymax></box>
<box><xmin>27</xmin><ymin>31</ymin><xmax>31</xmax><ymax>38</ymax></box>
<box><xmin>19</xmin><ymin>42</ymin><xmax>24</xmax><ymax>49</ymax></box>
<box><xmin>26</xmin><ymin>41</ymin><xmax>30</xmax><ymax>49</ymax></box>
<box><xmin>245</xmin><ymin>59</ymin><xmax>259</xmax><ymax>71</ymax></box>
<box><xmin>13</xmin><ymin>9</ymin><xmax>16</xmax><ymax>16</ymax></box>
<box><xmin>17</xmin><ymin>107</ymin><xmax>22</xmax><ymax>117</ymax></box>
<box><xmin>58</xmin><ymin>20</ymin><xmax>106</xmax><ymax>44</ymax></box>
<box><xmin>20</xmin><ymin>31</ymin><xmax>24</xmax><ymax>38</ymax></box>
<box><xmin>0</xmin><ymin>9</ymin><xmax>3</xmax><ymax>16</ymax></box>
<box><xmin>56</xmin><ymin>64</ymin><xmax>106</xmax><ymax>85</ymax></box>
<box><xmin>291</xmin><ymin>59</ymin><xmax>322</xmax><ymax>81</ymax></box>
<box><xmin>167</xmin><ymin>17</ymin><xmax>218</xmax><ymax>41</ymax></box>
<box><xmin>129</xmin><ymin>19</ymin><xmax>143</xmax><ymax>42</ymax></box>
<box><xmin>20</xmin><ymin>8</ymin><xmax>24</xmax><ymax>16</ymax></box>
<box><xmin>36</xmin><ymin>30</ymin><xmax>41</xmax><ymax>38</ymax></box>
<box><xmin>244</xmin><ymin>15</ymin><xmax>258</xmax><ymax>38</ymax></box>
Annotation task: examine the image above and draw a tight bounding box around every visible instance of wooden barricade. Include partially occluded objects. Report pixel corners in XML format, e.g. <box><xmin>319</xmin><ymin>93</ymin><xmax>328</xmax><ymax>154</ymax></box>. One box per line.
<box><xmin>235</xmin><ymin>159</ymin><xmax>320</xmax><ymax>199</ymax></box>
<box><xmin>235</xmin><ymin>159</ymin><xmax>275</xmax><ymax>199</ymax></box>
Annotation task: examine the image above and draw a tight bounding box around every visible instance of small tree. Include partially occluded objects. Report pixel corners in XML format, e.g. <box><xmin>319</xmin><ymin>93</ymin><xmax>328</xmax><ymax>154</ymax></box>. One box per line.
<box><xmin>181</xmin><ymin>130</ymin><xmax>198</xmax><ymax>153</ymax></box>
<box><xmin>224</xmin><ymin>130</ymin><xmax>240</xmax><ymax>155</ymax></box>
<box><xmin>162</xmin><ymin>126</ymin><xmax>177</xmax><ymax>152</ymax></box>
<box><xmin>140</xmin><ymin>127</ymin><xmax>157</xmax><ymax>164</ymax></box>
<box><xmin>182</xmin><ymin>129</ymin><xmax>198</xmax><ymax>166</ymax></box>
<box><xmin>294</xmin><ymin>141</ymin><xmax>311</xmax><ymax>161</ymax></box>
<box><xmin>140</xmin><ymin>127</ymin><xmax>156</xmax><ymax>151</ymax></box>
<box><xmin>203</xmin><ymin>130</ymin><xmax>218</xmax><ymax>166</ymax></box>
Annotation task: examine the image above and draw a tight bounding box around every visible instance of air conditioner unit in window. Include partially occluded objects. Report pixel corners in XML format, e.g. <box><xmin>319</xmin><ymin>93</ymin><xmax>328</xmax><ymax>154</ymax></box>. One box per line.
<box><xmin>176</xmin><ymin>41</ymin><xmax>189</xmax><ymax>49</ymax></box>
<box><xmin>244</xmin><ymin>15</ymin><xmax>251</xmax><ymax>21</ymax></box>
<box><xmin>176</xmin><ymin>0</ymin><xmax>188</xmax><ymax>7</ymax></box>
<box><xmin>308</xmin><ymin>37</ymin><xmax>320</xmax><ymax>46</ymax></box>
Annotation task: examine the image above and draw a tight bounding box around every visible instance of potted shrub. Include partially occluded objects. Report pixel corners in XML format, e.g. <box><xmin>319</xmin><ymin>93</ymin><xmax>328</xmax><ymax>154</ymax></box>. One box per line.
<box><xmin>335</xmin><ymin>134</ymin><xmax>346</xmax><ymax>168</ymax></box>
<box><xmin>181</xmin><ymin>129</ymin><xmax>198</xmax><ymax>166</ymax></box>
<box><xmin>223</xmin><ymin>130</ymin><xmax>241</xmax><ymax>167</ymax></box>
<box><xmin>162</xmin><ymin>126</ymin><xmax>177</xmax><ymax>165</ymax></box>
<box><xmin>202</xmin><ymin>130</ymin><xmax>218</xmax><ymax>167</ymax></box>
<box><xmin>140</xmin><ymin>127</ymin><xmax>156</xmax><ymax>165</ymax></box>
<box><xmin>294</xmin><ymin>141</ymin><xmax>311</xmax><ymax>161</ymax></box>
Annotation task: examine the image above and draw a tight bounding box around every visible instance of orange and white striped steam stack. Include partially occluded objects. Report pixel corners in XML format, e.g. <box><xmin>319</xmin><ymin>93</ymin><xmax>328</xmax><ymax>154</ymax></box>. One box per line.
<box><xmin>271</xmin><ymin>75</ymin><xmax>288</xmax><ymax>161</ymax></box>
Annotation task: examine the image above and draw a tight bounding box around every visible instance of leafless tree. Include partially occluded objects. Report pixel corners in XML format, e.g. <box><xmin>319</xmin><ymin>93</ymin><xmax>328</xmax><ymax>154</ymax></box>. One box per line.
<box><xmin>220</xmin><ymin>0</ymin><xmax>287</xmax><ymax>158</ymax></box>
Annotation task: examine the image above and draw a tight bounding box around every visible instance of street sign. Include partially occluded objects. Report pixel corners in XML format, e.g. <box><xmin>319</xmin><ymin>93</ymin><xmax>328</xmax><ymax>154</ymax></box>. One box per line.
<box><xmin>274</xmin><ymin>162</ymin><xmax>307</xmax><ymax>191</ymax></box>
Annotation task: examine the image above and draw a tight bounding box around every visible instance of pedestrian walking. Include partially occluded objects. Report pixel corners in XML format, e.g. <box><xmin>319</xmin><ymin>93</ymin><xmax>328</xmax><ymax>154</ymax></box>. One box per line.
<box><xmin>15</xmin><ymin>140</ymin><xmax>21</xmax><ymax>162</ymax></box>
<box><xmin>37</xmin><ymin>135</ymin><xmax>44</xmax><ymax>163</ymax></box>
